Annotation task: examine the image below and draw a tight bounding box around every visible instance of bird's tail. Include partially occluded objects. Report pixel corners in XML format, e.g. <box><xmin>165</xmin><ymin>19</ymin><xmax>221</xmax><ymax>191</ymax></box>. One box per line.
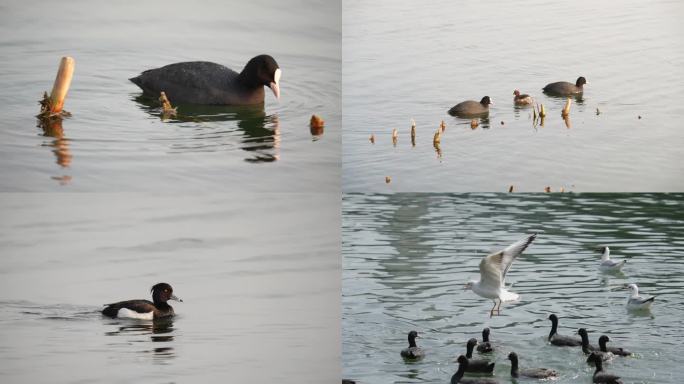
<box><xmin>500</xmin><ymin>289</ymin><xmax>520</xmax><ymax>302</ymax></box>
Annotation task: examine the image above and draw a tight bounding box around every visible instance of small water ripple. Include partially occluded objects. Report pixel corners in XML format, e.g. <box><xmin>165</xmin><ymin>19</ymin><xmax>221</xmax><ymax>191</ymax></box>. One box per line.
<box><xmin>343</xmin><ymin>193</ymin><xmax>684</xmax><ymax>383</ymax></box>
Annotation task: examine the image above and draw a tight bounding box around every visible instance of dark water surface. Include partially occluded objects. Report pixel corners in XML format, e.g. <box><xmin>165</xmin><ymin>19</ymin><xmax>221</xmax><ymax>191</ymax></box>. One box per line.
<box><xmin>343</xmin><ymin>0</ymin><xmax>684</xmax><ymax>192</ymax></box>
<box><xmin>0</xmin><ymin>0</ymin><xmax>340</xmax><ymax>191</ymax></box>
<box><xmin>0</xmin><ymin>194</ymin><xmax>340</xmax><ymax>383</ymax></box>
<box><xmin>343</xmin><ymin>193</ymin><xmax>684</xmax><ymax>383</ymax></box>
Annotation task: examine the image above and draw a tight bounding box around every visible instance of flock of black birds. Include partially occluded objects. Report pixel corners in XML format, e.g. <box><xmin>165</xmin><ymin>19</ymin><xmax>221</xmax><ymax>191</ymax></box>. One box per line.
<box><xmin>344</xmin><ymin>313</ymin><xmax>632</xmax><ymax>384</ymax></box>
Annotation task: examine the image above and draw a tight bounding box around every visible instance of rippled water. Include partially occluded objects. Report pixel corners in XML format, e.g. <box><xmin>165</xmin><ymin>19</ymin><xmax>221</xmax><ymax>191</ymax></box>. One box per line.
<box><xmin>0</xmin><ymin>0</ymin><xmax>340</xmax><ymax>191</ymax></box>
<box><xmin>0</xmin><ymin>194</ymin><xmax>340</xmax><ymax>383</ymax></box>
<box><xmin>342</xmin><ymin>193</ymin><xmax>684</xmax><ymax>383</ymax></box>
<box><xmin>342</xmin><ymin>0</ymin><xmax>684</xmax><ymax>192</ymax></box>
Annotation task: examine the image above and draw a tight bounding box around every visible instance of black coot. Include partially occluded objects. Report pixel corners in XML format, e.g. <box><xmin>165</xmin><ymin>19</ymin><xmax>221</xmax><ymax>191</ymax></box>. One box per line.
<box><xmin>548</xmin><ymin>314</ymin><xmax>582</xmax><ymax>346</ymax></box>
<box><xmin>448</xmin><ymin>96</ymin><xmax>492</xmax><ymax>117</ymax></box>
<box><xmin>400</xmin><ymin>330</ymin><xmax>425</xmax><ymax>360</ymax></box>
<box><xmin>542</xmin><ymin>77</ymin><xmax>586</xmax><ymax>96</ymax></box>
<box><xmin>130</xmin><ymin>55</ymin><xmax>281</xmax><ymax>105</ymax></box>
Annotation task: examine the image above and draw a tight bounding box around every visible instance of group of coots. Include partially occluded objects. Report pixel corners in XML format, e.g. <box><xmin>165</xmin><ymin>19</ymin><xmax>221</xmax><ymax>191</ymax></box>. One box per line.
<box><xmin>396</xmin><ymin>314</ymin><xmax>630</xmax><ymax>384</ymax></box>
<box><xmin>447</xmin><ymin>76</ymin><xmax>586</xmax><ymax>117</ymax></box>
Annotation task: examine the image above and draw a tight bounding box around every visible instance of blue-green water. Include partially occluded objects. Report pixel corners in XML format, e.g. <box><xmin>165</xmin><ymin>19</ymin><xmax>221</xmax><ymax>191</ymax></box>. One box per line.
<box><xmin>343</xmin><ymin>193</ymin><xmax>684</xmax><ymax>383</ymax></box>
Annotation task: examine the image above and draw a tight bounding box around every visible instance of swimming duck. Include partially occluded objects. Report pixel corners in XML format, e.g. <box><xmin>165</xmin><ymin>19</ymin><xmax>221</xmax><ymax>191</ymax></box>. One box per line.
<box><xmin>102</xmin><ymin>282</ymin><xmax>182</xmax><ymax>319</ymax></box>
<box><xmin>400</xmin><ymin>330</ymin><xmax>425</xmax><ymax>360</ymax></box>
<box><xmin>476</xmin><ymin>328</ymin><xmax>494</xmax><ymax>353</ymax></box>
<box><xmin>464</xmin><ymin>338</ymin><xmax>495</xmax><ymax>373</ymax></box>
<box><xmin>507</xmin><ymin>352</ymin><xmax>559</xmax><ymax>379</ymax></box>
<box><xmin>598</xmin><ymin>335</ymin><xmax>632</xmax><ymax>356</ymax></box>
<box><xmin>451</xmin><ymin>355</ymin><xmax>499</xmax><ymax>384</ymax></box>
<box><xmin>513</xmin><ymin>90</ymin><xmax>534</xmax><ymax>105</ymax></box>
<box><xmin>587</xmin><ymin>353</ymin><xmax>623</xmax><ymax>384</ymax></box>
<box><xmin>548</xmin><ymin>314</ymin><xmax>582</xmax><ymax>346</ymax></box>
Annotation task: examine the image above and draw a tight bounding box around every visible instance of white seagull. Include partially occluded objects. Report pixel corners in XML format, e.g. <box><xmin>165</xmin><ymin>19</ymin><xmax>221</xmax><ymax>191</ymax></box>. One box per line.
<box><xmin>625</xmin><ymin>283</ymin><xmax>655</xmax><ymax>309</ymax></box>
<box><xmin>464</xmin><ymin>234</ymin><xmax>537</xmax><ymax>317</ymax></box>
<box><xmin>598</xmin><ymin>246</ymin><xmax>626</xmax><ymax>271</ymax></box>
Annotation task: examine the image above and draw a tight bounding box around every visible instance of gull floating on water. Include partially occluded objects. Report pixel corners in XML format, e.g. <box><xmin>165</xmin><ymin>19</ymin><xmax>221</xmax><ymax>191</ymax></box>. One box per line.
<box><xmin>464</xmin><ymin>234</ymin><xmax>537</xmax><ymax>317</ymax></box>
<box><xmin>625</xmin><ymin>283</ymin><xmax>654</xmax><ymax>309</ymax></box>
<box><xmin>598</xmin><ymin>246</ymin><xmax>626</xmax><ymax>271</ymax></box>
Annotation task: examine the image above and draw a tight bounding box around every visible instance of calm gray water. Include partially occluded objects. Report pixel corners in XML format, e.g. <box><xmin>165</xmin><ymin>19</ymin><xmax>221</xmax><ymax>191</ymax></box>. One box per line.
<box><xmin>342</xmin><ymin>0</ymin><xmax>684</xmax><ymax>192</ymax></box>
<box><xmin>0</xmin><ymin>194</ymin><xmax>340</xmax><ymax>383</ymax></box>
<box><xmin>342</xmin><ymin>193</ymin><xmax>684</xmax><ymax>383</ymax></box>
<box><xmin>0</xmin><ymin>0</ymin><xmax>340</xmax><ymax>192</ymax></box>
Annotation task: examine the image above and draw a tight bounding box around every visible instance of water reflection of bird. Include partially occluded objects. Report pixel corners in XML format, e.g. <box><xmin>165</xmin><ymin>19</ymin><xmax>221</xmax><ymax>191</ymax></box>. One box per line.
<box><xmin>464</xmin><ymin>234</ymin><xmax>537</xmax><ymax>317</ymax></box>
<box><xmin>132</xmin><ymin>96</ymin><xmax>280</xmax><ymax>162</ymax></box>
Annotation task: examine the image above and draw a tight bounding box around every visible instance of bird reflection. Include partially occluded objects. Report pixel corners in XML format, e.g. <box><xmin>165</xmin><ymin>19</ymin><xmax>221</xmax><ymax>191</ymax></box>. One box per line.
<box><xmin>544</xmin><ymin>93</ymin><xmax>585</xmax><ymax>105</ymax></box>
<box><xmin>37</xmin><ymin>117</ymin><xmax>73</xmax><ymax>184</ymax></box>
<box><xmin>104</xmin><ymin>317</ymin><xmax>176</xmax><ymax>361</ymax></box>
<box><xmin>133</xmin><ymin>95</ymin><xmax>280</xmax><ymax>163</ymax></box>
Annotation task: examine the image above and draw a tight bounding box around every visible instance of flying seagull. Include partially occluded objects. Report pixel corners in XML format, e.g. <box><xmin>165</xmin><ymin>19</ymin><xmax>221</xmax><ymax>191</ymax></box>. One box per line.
<box><xmin>464</xmin><ymin>234</ymin><xmax>537</xmax><ymax>317</ymax></box>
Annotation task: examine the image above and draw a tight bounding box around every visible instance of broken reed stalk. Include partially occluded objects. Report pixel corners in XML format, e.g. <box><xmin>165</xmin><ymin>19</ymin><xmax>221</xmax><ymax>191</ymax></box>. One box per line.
<box><xmin>159</xmin><ymin>91</ymin><xmax>178</xmax><ymax>113</ymax></box>
<box><xmin>561</xmin><ymin>98</ymin><xmax>572</xmax><ymax>117</ymax></box>
<box><xmin>39</xmin><ymin>56</ymin><xmax>75</xmax><ymax>119</ymax></box>
<box><xmin>433</xmin><ymin>130</ymin><xmax>441</xmax><ymax>145</ymax></box>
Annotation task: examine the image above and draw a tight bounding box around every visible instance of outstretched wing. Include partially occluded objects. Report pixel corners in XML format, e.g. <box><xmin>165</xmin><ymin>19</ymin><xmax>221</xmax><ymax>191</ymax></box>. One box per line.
<box><xmin>480</xmin><ymin>234</ymin><xmax>537</xmax><ymax>287</ymax></box>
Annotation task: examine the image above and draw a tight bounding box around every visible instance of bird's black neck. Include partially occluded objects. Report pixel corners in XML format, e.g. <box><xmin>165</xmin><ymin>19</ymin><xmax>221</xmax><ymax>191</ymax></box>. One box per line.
<box><xmin>154</xmin><ymin>300</ymin><xmax>170</xmax><ymax>309</ymax></box>
<box><xmin>466</xmin><ymin>343</ymin><xmax>474</xmax><ymax>359</ymax></box>
<box><xmin>599</xmin><ymin>339</ymin><xmax>608</xmax><ymax>352</ymax></box>
<box><xmin>510</xmin><ymin>356</ymin><xmax>519</xmax><ymax>377</ymax></box>
<box><xmin>593</xmin><ymin>358</ymin><xmax>604</xmax><ymax>375</ymax></box>
<box><xmin>238</xmin><ymin>65</ymin><xmax>262</xmax><ymax>89</ymax></box>
<box><xmin>580</xmin><ymin>332</ymin><xmax>591</xmax><ymax>353</ymax></box>
<box><xmin>549</xmin><ymin>319</ymin><xmax>558</xmax><ymax>340</ymax></box>
<box><xmin>482</xmin><ymin>330</ymin><xmax>489</xmax><ymax>342</ymax></box>
<box><xmin>408</xmin><ymin>336</ymin><xmax>417</xmax><ymax>348</ymax></box>
<box><xmin>451</xmin><ymin>363</ymin><xmax>466</xmax><ymax>384</ymax></box>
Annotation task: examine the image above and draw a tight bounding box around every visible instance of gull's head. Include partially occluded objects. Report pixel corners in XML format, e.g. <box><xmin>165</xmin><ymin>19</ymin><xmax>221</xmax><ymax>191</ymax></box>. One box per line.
<box><xmin>464</xmin><ymin>281</ymin><xmax>474</xmax><ymax>291</ymax></box>
<box><xmin>624</xmin><ymin>283</ymin><xmax>638</xmax><ymax>293</ymax></box>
